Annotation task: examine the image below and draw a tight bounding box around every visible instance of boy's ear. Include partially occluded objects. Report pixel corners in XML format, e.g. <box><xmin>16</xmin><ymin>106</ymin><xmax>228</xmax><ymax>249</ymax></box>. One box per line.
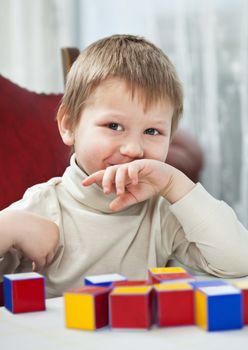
<box><xmin>57</xmin><ymin>105</ymin><xmax>75</xmax><ymax>146</ymax></box>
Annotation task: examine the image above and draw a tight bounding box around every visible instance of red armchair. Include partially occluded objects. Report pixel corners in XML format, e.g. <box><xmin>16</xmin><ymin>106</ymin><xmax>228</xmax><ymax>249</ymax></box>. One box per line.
<box><xmin>0</xmin><ymin>74</ymin><xmax>203</xmax><ymax>210</ymax></box>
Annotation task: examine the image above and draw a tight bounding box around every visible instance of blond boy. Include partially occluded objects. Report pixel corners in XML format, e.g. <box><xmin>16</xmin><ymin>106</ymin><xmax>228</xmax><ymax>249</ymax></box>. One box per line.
<box><xmin>1</xmin><ymin>35</ymin><xmax>248</xmax><ymax>297</ymax></box>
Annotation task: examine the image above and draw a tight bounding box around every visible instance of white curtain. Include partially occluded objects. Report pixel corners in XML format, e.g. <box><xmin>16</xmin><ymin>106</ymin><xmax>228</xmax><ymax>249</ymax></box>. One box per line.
<box><xmin>0</xmin><ymin>0</ymin><xmax>79</xmax><ymax>92</ymax></box>
<box><xmin>1</xmin><ymin>0</ymin><xmax>248</xmax><ymax>225</ymax></box>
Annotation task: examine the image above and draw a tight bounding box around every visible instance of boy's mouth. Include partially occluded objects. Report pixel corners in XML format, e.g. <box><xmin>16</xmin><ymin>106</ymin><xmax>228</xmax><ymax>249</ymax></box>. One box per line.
<box><xmin>107</xmin><ymin>161</ymin><xmax>132</xmax><ymax>167</ymax></box>
<box><xmin>106</xmin><ymin>157</ymin><xmax>134</xmax><ymax>168</ymax></box>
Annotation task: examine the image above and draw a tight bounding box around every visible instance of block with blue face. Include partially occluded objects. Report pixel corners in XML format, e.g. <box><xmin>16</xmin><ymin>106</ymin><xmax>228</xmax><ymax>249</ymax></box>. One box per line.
<box><xmin>189</xmin><ymin>279</ymin><xmax>228</xmax><ymax>290</ymax></box>
<box><xmin>84</xmin><ymin>273</ymin><xmax>127</xmax><ymax>287</ymax></box>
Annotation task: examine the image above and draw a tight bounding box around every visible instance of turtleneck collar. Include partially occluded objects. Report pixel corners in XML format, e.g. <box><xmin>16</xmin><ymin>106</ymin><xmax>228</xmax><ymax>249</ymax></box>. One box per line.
<box><xmin>61</xmin><ymin>154</ymin><xmax>144</xmax><ymax>215</ymax></box>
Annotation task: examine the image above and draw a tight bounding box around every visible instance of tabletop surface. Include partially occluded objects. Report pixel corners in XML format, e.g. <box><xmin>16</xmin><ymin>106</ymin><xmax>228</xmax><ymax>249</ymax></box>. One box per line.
<box><xmin>1</xmin><ymin>291</ymin><xmax>248</xmax><ymax>350</ymax></box>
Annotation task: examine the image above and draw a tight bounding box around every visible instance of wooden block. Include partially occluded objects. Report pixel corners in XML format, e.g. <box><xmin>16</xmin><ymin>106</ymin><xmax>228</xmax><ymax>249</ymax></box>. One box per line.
<box><xmin>3</xmin><ymin>272</ymin><xmax>45</xmax><ymax>313</ymax></box>
<box><xmin>232</xmin><ymin>280</ymin><xmax>248</xmax><ymax>324</ymax></box>
<box><xmin>148</xmin><ymin>267</ymin><xmax>193</xmax><ymax>284</ymax></box>
<box><xmin>84</xmin><ymin>273</ymin><xmax>127</xmax><ymax>287</ymax></box>
<box><xmin>64</xmin><ymin>286</ymin><xmax>111</xmax><ymax>330</ymax></box>
<box><xmin>112</xmin><ymin>280</ymin><xmax>150</xmax><ymax>287</ymax></box>
<box><xmin>109</xmin><ymin>286</ymin><xmax>153</xmax><ymax>329</ymax></box>
<box><xmin>195</xmin><ymin>285</ymin><xmax>243</xmax><ymax>331</ymax></box>
<box><xmin>190</xmin><ymin>279</ymin><xmax>228</xmax><ymax>289</ymax></box>
<box><xmin>154</xmin><ymin>283</ymin><xmax>194</xmax><ymax>327</ymax></box>
<box><xmin>0</xmin><ymin>280</ymin><xmax>4</xmax><ymax>306</ymax></box>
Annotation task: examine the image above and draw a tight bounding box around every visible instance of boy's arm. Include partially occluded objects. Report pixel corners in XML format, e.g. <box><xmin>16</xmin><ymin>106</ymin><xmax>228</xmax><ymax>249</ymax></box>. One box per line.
<box><xmin>83</xmin><ymin>159</ymin><xmax>248</xmax><ymax>277</ymax></box>
<box><xmin>0</xmin><ymin>210</ymin><xmax>59</xmax><ymax>271</ymax></box>
<box><xmin>167</xmin><ymin>183</ymin><xmax>248</xmax><ymax>277</ymax></box>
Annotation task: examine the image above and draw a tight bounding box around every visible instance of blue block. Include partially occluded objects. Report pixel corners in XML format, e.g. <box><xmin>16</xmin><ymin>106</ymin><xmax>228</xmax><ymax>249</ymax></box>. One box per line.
<box><xmin>85</xmin><ymin>280</ymin><xmax>113</xmax><ymax>287</ymax></box>
<box><xmin>84</xmin><ymin>273</ymin><xmax>127</xmax><ymax>287</ymax></box>
<box><xmin>190</xmin><ymin>279</ymin><xmax>228</xmax><ymax>289</ymax></box>
<box><xmin>195</xmin><ymin>285</ymin><xmax>243</xmax><ymax>331</ymax></box>
<box><xmin>208</xmin><ymin>293</ymin><xmax>243</xmax><ymax>331</ymax></box>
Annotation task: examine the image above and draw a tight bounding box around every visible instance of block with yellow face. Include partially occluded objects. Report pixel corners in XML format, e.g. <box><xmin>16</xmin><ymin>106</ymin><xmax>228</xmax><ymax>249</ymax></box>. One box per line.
<box><xmin>64</xmin><ymin>286</ymin><xmax>111</xmax><ymax>330</ymax></box>
<box><xmin>195</xmin><ymin>285</ymin><xmax>243</xmax><ymax>331</ymax></box>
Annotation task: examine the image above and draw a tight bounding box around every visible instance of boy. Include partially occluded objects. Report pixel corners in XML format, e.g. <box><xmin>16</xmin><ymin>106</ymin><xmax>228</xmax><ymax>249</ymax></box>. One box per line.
<box><xmin>0</xmin><ymin>34</ymin><xmax>248</xmax><ymax>298</ymax></box>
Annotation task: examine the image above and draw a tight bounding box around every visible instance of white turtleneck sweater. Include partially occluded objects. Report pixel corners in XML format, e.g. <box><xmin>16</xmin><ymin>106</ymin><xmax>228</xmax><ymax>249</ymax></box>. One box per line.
<box><xmin>1</xmin><ymin>154</ymin><xmax>248</xmax><ymax>297</ymax></box>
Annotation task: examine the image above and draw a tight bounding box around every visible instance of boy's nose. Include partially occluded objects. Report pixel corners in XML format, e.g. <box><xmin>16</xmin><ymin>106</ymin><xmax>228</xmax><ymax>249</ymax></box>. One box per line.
<box><xmin>120</xmin><ymin>140</ymin><xmax>144</xmax><ymax>159</ymax></box>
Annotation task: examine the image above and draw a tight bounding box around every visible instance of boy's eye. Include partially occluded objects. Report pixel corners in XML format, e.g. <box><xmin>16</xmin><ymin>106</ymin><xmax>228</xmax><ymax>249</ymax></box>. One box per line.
<box><xmin>144</xmin><ymin>128</ymin><xmax>160</xmax><ymax>135</ymax></box>
<box><xmin>107</xmin><ymin>123</ymin><xmax>123</xmax><ymax>131</ymax></box>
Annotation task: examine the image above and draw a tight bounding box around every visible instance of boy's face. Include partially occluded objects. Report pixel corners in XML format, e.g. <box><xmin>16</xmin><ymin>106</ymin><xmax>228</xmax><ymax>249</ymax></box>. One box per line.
<box><xmin>62</xmin><ymin>78</ymin><xmax>174</xmax><ymax>175</ymax></box>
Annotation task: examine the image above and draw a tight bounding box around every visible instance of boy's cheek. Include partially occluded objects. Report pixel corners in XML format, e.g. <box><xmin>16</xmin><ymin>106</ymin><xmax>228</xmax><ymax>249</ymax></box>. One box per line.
<box><xmin>75</xmin><ymin>153</ymin><xmax>102</xmax><ymax>175</ymax></box>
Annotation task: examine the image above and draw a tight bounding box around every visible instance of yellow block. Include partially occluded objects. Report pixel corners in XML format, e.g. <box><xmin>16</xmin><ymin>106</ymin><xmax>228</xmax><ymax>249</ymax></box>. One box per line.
<box><xmin>232</xmin><ymin>280</ymin><xmax>248</xmax><ymax>289</ymax></box>
<box><xmin>111</xmin><ymin>286</ymin><xmax>152</xmax><ymax>295</ymax></box>
<box><xmin>149</xmin><ymin>267</ymin><xmax>186</xmax><ymax>274</ymax></box>
<box><xmin>195</xmin><ymin>290</ymin><xmax>207</xmax><ymax>330</ymax></box>
<box><xmin>154</xmin><ymin>283</ymin><xmax>193</xmax><ymax>291</ymax></box>
<box><xmin>64</xmin><ymin>293</ymin><xmax>95</xmax><ymax>330</ymax></box>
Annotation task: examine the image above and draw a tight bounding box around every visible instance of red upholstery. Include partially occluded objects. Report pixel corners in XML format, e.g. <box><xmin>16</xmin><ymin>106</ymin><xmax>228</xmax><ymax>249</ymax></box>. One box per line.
<box><xmin>166</xmin><ymin>129</ymin><xmax>204</xmax><ymax>184</ymax></box>
<box><xmin>0</xmin><ymin>75</ymin><xmax>70</xmax><ymax>210</ymax></box>
<box><xmin>0</xmin><ymin>75</ymin><xmax>204</xmax><ymax>210</ymax></box>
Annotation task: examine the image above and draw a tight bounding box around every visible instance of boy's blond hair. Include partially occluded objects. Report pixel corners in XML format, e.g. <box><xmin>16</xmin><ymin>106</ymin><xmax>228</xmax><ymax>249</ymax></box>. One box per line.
<box><xmin>60</xmin><ymin>34</ymin><xmax>183</xmax><ymax>134</ymax></box>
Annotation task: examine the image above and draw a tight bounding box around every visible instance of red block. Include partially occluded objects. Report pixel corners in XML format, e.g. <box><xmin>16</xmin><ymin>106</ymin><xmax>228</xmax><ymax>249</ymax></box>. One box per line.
<box><xmin>110</xmin><ymin>286</ymin><xmax>153</xmax><ymax>329</ymax></box>
<box><xmin>151</xmin><ymin>273</ymin><xmax>193</xmax><ymax>284</ymax></box>
<box><xmin>4</xmin><ymin>272</ymin><xmax>45</xmax><ymax>313</ymax></box>
<box><xmin>148</xmin><ymin>267</ymin><xmax>193</xmax><ymax>284</ymax></box>
<box><xmin>154</xmin><ymin>283</ymin><xmax>194</xmax><ymax>327</ymax></box>
<box><xmin>243</xmin><ymin>290</ymin><xmax>248</xmax><ymax>324</ymax></box>
<box><xmin>112</xmin><ymin>280</ymin><xmax>150</xmax><ymax>287</ymax></box>
<box><xmin>0</xmin><ymin>281</ymin><xmax>4</xmax><ymax>306</ymax></box>
<box><xmin>233</xmin><ymin>281</ymin><xmax>248</xmax><ymax>325</ymax></box>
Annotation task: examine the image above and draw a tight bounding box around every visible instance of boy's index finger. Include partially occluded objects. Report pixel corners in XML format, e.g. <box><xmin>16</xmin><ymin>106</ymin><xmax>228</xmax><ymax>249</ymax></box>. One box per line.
<box><xmin>82</xmin><ymin>177</ymin><xmax>95</xmax><ymax>186</ymax></box>
<box><xmin>82</xmin><ymin>170</ymin><xmax>105</xmax><ymax>186</ymax></box>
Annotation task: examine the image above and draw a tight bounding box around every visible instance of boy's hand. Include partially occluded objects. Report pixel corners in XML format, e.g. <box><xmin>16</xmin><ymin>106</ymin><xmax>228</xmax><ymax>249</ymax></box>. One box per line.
<box><xmin>10</xmin><ymin>211</ymin><xmax>60</xmax><ymax>271</ymax></box>
<box><xmin>82</xmin><ymin>159</ymin><xmax>195</xmax><ymax>211</ymax></box>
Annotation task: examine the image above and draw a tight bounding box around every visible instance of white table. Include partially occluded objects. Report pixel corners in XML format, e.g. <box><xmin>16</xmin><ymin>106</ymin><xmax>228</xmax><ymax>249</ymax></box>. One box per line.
<box><xmin>1</xmin><ymin>291</ymin><xmax>248</xmax><ymax>350</ymax></box>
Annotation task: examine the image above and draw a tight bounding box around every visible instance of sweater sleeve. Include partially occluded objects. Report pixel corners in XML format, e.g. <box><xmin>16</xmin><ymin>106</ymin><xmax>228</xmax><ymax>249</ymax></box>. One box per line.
<box><xmin>168</xmin><ymin>183</ymin><xmax>248</xmax><ymax>277</ymax></box>
<box><xmin>0</xmin><ymin>178</ymin><xmax>62</xmax><ymax>276</ymax></box>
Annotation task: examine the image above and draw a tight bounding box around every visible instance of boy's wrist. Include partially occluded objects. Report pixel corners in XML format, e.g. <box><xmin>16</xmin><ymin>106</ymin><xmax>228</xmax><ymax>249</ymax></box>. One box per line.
<box><xmin>162</xmin><ymin>169</ymin><xmax>196</xmax><ymax>204</ymax></box>
<box><xmin>0</xmin><ymin>210</ymin><xmax>18</xmax><ymax>255</ymax></box>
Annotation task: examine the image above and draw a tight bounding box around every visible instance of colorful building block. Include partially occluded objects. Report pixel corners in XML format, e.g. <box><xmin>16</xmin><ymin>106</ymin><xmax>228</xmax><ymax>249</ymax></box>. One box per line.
<box><xmin>190</xmin><ymin>279</ymin><xmax>228</xmax><ymax>289</ymax></box>
<box><xmin>84</xmin><ymin>273</ymin><xmax>127</xmax><ymax>287</ymax></box>
<box><xmin>233</xmin><ymin>280</ymin><xmax>248</xmax><ymax>324</ymax></box>
<box><xmin>148</xmin><ymin>267</ymin><xmax>193</xmax><ymax>284</ymax></box>
<box><xmin>195</xmin><ymin>285</ymin><xmax>243</xmax><ymax>331</ymax></box>
<box><xmin>112</xmin><ymin>280</ymin><xmax>150</xmax><ymax>287</ymax></box>
<box><xmin>0</xmin><ymin>280</ymin><xmax>4</xmax><ymax>307</ymax></box>
<box><xmin>3</xmin><ymin>272</ymin><xmax>45</xmax><ymax>313</ymax></box>
<box><xmin>154</xmin><ymin>283</ymin><xmax>194</xmax><ymax>327</ymax></box>
<box><xmin>109</xmin><ymin>286</ymin><xmax>153</xmax><ymax>329</ymax></box>
<box><xmin>64</xmin><ymin>286</ymin><xmax>111</xmax><ymax>330</ymax></box>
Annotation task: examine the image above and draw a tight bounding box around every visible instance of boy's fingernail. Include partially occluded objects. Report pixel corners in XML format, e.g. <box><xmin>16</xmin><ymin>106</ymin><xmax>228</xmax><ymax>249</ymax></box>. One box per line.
<box><xmin>104</xmin><ymin>186</ymin><xmax>110</xmax><ymax>194</ymax></box>
<box><xmin>117</xmin><ymin>187</ymin><xmax>124</xmax><ymax>195</ymax></box>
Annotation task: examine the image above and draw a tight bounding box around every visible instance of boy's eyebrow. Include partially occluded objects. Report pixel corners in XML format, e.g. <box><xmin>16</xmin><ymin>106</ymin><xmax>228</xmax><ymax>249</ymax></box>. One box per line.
<box><xmin>97</xmin><ymin>110</ymin><xmax>126</xmax><ymax>118</ymax></box>
<box><xmin>96</xmin><ymin>110</ymin><xmax>171</xmax><ymax>125</ymax></box>
<box><xmin>151</xmin><ymin>119</ymin><xmax>171</xmax><ymax>125</ymax></box>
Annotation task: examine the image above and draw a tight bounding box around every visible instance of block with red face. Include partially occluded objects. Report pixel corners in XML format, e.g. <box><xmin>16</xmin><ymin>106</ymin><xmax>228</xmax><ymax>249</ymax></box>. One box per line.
<box><xmin>64</xmin><ymin>286</ymin><xmax>112</xmax><ymax>330</ymax></box>
<box><xmin>3</xmin><ymin>272</ymin><xmax>45</xmax><ymax>313</ymax></box>
<box><xmin>232</xmin><ymin>280</ymin><xmax>248</xmax><ymax>325</ymax></box>
<box><xmin>109</xmin><ymin>286</ymin><xmax>154</xmax><ymax>329</ymax></box>
<box><xmin>112</xmin><ymin>279</ymin><xmax>150</xmax><ymax>287</ymax></box>
<box><xmin>148</xmin><ymin>267</ymin><xmax>193</xmax><ymax>284</ymax></box>
<box><xmin>154</xmin><ymin>282</ymin><xmax>195</xmax><ymax>327</ymax></box>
